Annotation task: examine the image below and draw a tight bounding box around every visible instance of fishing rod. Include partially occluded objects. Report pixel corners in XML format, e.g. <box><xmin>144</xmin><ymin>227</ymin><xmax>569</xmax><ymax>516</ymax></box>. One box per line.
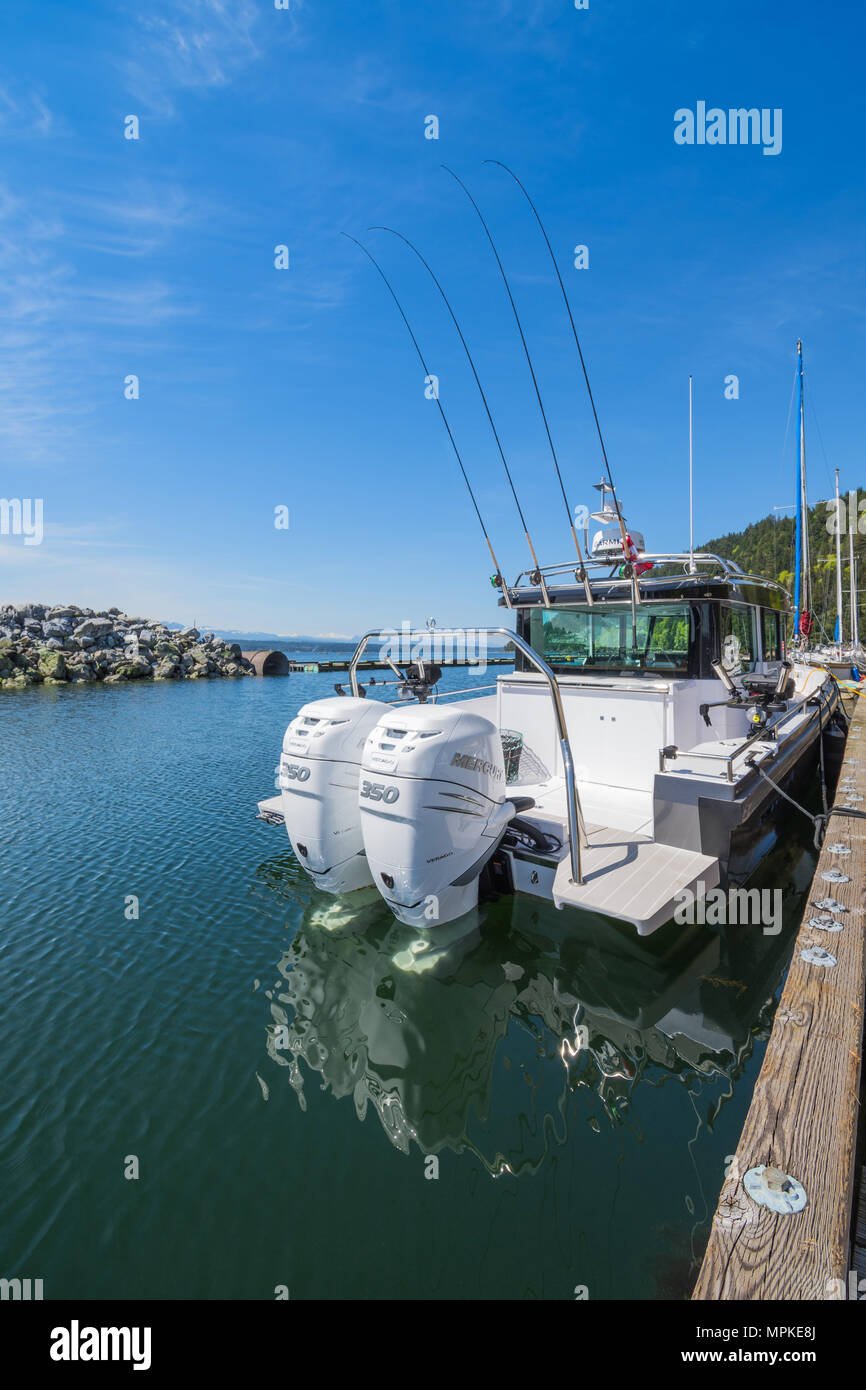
<box><xmin>342</xmin><ymin>232</ymin><xmax>512</xmax><ymax>609</ymax></box>
<box><xmin>369</xmin><ymin>224</ymin><xmax>551</xmax><ymax>608</ymax></box>
<box><xmin>484</xmin><ymin>159</ymin><xmax>641</xmax><ymax>620</ymax></box>
<box><xmin>442</xmin><ymin>165</ymin><xmax>594</xmax><ymax>606</ymax></box>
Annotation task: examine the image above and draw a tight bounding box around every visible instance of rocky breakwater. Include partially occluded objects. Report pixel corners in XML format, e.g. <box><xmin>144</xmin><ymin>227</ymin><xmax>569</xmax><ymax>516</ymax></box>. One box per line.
<box><xmin>0</xmin><ymin>604</ymin><xmax>257</xmax><ymax>689</ymax></box>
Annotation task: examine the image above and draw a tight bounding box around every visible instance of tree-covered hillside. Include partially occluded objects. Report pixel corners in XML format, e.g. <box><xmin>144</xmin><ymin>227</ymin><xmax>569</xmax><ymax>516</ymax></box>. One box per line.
<box><xmin>701</xmin><ymin>491</ymin><xmax>866</xmax><ymax>641</ymax></box>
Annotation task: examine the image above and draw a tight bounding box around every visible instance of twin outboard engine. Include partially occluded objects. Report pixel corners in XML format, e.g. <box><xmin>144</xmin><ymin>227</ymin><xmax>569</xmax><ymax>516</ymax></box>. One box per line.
<box><xmin>359</xmin><ymin>705</ymin><xmax>514</xmax><ymax>927</ymax></box>
<box><xmin>280</xmin><ymin>697</ymin><xmax>384</xmax><ymax>893</ymax></box>
<box><xmin>281</xmin><ymin>697</ymin><xmax>516</xmax><ymax>928</ymax></box>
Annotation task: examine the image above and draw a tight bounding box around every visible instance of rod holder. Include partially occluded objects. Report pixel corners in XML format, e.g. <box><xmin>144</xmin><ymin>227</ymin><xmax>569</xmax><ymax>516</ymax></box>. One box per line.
<box><xmin>774</xmin><ymin>658</ymin><xmax>793</xmax><ymax>699</ymax></box>
<box><xmin>711</xmin><ymin>659</ymin><xmax>738</xmax><ymax>696</ymax></box>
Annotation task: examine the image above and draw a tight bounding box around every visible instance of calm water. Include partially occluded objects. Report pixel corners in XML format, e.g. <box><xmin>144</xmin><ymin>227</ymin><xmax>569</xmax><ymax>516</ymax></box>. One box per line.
<box><xmin>0</xmin><ymin>669</ymin><xmax>818</xmax><ymax>1300</ymax></box>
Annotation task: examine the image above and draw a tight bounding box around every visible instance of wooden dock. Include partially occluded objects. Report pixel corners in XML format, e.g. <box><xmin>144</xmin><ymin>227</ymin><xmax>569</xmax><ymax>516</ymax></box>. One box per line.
<box><xmin>693</xmin><ymin>697</ymin><xmax>866</xmax><ymax>1300</ymax></box>
<box><xmin>855</xmin><ymin>1165</ymin><xmax>866</xmax><ymax>1280</ymax></box>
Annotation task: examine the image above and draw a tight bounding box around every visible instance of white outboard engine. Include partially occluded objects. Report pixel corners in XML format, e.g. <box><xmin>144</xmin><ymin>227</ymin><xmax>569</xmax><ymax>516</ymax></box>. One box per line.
<box><xmin>359</xmin><ymin>705</ymin><xmax>515</xmax><ymax>928</ymax></box>
<box><xmin>280</xmin><ymin>696</ymin><xmax>384</xmax><ymax>894</ymax></box>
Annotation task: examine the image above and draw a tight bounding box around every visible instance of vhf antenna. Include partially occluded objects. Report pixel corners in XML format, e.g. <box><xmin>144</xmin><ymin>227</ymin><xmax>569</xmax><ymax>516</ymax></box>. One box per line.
<box><xmin>443</xmin><ymin>165</ymin><xmax>594</xmax><ymax>606</ymax></box>
<box><xmin>342</xmin><ymin>232</ymin><xmax>511</xmax><ymax>608</ymax></box>
<box><xmin>370</xmin><ymin>225</ymin><xmax>551</xmax><ymax>608</ymax></box>
<box><xmin>485</xmin><ymin>159</ymin><xmax>641</xmax><ymax>615</ymax></box>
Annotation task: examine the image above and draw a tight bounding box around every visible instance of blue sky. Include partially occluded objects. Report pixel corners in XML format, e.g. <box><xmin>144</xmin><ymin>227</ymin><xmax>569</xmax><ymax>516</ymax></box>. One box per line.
<box><xmin>1</xmin><ymin>0</ymin><xmax>863</xmax><ymax>635</ymax></box>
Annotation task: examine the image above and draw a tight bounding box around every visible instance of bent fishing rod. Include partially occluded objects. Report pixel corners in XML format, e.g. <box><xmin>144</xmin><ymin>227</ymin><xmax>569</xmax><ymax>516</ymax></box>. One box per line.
<box><xmin>342</xmin><ymin>232</ymin><xmax>512</xmax><ymax>608</ymax></box>
<box><xmin>369</xmin><ymin>224</ymin><xmax>551</xmax><ymax>608</ymax></box>
<box><xmin>485</xmin><ymin>159</ymin><xmax>642</xmax><ymax>633</ymax></box>
<box><xmin>443</xmin><ymin>164</ymin><xmax>593</xmax><ymax>606</ymax></box>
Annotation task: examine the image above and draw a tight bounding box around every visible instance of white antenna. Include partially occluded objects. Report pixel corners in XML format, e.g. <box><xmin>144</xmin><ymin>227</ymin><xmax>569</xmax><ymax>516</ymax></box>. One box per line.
<box><xmin>688</xmin><ymin>375</ymin><xmax>696</xmax><ymax>572</ymax></box>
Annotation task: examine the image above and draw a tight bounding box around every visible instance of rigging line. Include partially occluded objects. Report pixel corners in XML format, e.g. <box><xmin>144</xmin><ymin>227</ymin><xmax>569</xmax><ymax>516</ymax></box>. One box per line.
<box><xmin>777</xmin><ymin>364</ymin><xmax>798</xmax><ymax>489</ymax></box>
<box><xmin>342</xmin><ymin>231</ymin><xmax>511</xmax><ymax>607</ymax></box>
<box><xmin>369</xmin><ymin>224</ymin><xmax>551</xmax><ymax>607</ymax></box>
<box><xmin>442</xmin><ymin>163</ymin><xmax>594</xmax><ymax>606</ymax></box>
<box><xmin>806</xmin><ymin>383</ymin><xmax>836</xmax><ymax>495</ymax></box>
<box><xmin>483</xmin><ymin>161</ymin><xmax>629</xmax><ymax>544</ymax></box>
<box><xmin>484</xmin><ymin>161</ymin><xmax>642</xmax><ymax>624</ymax></box>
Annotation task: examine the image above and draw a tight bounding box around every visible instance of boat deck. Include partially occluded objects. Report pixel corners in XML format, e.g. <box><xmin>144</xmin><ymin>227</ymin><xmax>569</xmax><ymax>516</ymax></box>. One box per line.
<box><xmin>552</xmin><ymin>823</ymin><xmax>719</xmax><ymax>935</ymax></box>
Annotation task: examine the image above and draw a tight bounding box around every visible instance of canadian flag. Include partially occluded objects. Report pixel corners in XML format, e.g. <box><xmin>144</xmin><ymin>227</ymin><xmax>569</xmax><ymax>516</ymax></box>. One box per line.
<box><xmin>622</xmin><ymin>533</ymin><xmax>653</xmax><ymax>577</ymax></box>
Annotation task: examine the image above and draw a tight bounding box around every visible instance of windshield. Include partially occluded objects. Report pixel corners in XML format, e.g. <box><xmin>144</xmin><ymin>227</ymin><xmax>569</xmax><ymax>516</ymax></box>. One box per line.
<box><xmin>527</xmin><ymin>602</ymin><xmax>694</xmax><ymax>674</ymax></box>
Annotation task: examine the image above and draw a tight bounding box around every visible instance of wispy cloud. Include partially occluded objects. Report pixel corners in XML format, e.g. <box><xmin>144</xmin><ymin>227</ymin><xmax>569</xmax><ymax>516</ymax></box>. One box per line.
<box><xmin>125</xmin><ymin>0</ymin><xmax>282</xmax><ymax>115</ymax></box>
<box><xmin>0</xmin><ymin>174</ymin><xmax>200</xmax><ymax>459</ymax></box>
<box><xmin>0</xmin><ymin>81</ymin><xmax>56</xmax><ymax>136</ymax></box>
<box><xmin>56</xmin><ymin>183</ymin><xmax>201</xmax><ymax>258</ymax></box>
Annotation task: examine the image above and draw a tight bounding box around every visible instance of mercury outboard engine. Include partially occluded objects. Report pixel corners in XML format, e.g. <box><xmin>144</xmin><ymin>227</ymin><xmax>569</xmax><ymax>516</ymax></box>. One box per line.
<box><xmin>359</xmin><ymin>705</ymin><xmax>516</xmax><ymax>927</ymax></box>
<box><xmin>280</xmin><ymin>696</ymin><xmax>384</xmax><ymax>893</ymax></box>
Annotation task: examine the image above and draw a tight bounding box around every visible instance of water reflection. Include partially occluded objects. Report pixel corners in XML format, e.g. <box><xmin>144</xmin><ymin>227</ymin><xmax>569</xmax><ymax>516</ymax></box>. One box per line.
<box><xmin>252</xmin><ymin>834</ymin><xmax>814</xmax><ymax>1182</ymax></box>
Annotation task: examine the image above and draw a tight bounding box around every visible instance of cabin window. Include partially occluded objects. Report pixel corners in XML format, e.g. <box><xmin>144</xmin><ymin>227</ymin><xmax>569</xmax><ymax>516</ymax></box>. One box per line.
<box><xmin>527</xmin><ymin>602</ymin><xmax>693</xmax><ymax>674</ymax></box>
<box><xmin>719</xmin><ymin>603</ymin><xmax>757</xmax><ymax>674</ymax></box>
<box><xmin>762</xmin><ymin>610</ymin><xmax>781</xmax><ymax>662</ymax></box>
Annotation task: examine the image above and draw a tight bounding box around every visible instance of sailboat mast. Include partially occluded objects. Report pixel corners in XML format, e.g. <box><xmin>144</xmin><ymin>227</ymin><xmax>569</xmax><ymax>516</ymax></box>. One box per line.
<box><xmin>793</xmin><ymin>343</ymin><xmax>804</xmax><ymax>633</ymax></box>
<box><xmin>798</xmin><ymin>341</ymin><xmax>811</xmax><ymax>628</ymax></box>
<box><xmin>850</xmin><ymin>494</ymin><xmax>858</xmax><ymax>647</ymax></box>
<box><xmin>834</xmin><ymin>469</ymin><xmax>843</xmax><ymax>646</ymax></box>
<box><xmin>689</xmin><ymin>375</ymin><xmax>695</xmax><ymax>572</ymax></box>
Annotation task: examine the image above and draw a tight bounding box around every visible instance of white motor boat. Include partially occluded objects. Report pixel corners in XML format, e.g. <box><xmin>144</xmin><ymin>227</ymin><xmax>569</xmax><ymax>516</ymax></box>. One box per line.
<box><xmin>274</xmin><ymin>545</ymin><xmax>842</xmax><ymax>937</ymax></box>
<box><xmin>269</xmin><ymin>216</ymin><xmax>843</xmax><ymax>937</ymax></box>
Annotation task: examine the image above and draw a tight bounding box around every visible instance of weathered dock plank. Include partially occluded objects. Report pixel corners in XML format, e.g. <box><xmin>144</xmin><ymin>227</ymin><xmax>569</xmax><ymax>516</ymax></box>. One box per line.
<box><xmin>693</xmin><ymin>699</ymin><xmax>866</xmax><ymax>1301</ymax></box>
<box><xmin>854</xmin><ymin>1165</ymin><xmax>866</xmax><ymax>1280</ymax></box>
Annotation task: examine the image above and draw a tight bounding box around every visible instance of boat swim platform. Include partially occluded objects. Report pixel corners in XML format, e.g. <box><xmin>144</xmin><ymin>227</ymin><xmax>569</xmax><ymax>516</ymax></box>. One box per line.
<box><xmin>553</xmin><ymin>826</ymin><xmax>718</xmax><ymax>936</ymax></box>
<box><xmin>693</xmin><ymin>694</ymin><xmax>866</xmax><ymax>1301</ymax></box>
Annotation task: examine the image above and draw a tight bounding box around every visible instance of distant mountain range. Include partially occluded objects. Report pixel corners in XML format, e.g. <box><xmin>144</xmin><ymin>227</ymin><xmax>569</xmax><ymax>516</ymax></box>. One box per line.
<box><xmin>165</xmin><ymin>626</ymin><xmax>358</xmax><ymax>651</ymax></box>
<box><xmin>164</xmin><ymin>624</ymin><xmax>513</xmax><ymax>655</ymax></box>
<box><xmin>219</xmin><ymin>630</ymin><xmax>360</xmax><ymax>651</ymax></box>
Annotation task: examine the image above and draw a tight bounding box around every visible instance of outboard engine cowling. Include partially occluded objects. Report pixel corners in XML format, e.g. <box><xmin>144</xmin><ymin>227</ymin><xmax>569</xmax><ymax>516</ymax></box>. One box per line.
<box><xmin>280</xmin><ymin>696</ymin><xmax>384</xmax><ymax>893</ymax></box>
<box><xmin>360</xmin><ymin>705</ymin><xmax>514</xmax><ymax>927</ymax></box>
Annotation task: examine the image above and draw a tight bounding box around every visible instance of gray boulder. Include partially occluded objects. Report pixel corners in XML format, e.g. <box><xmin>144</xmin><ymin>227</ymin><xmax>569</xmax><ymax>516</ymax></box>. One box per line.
<box><xmin>74</xmin><ymin>618</ymin><xmax>113</xmax><ymax>639</ymax></box>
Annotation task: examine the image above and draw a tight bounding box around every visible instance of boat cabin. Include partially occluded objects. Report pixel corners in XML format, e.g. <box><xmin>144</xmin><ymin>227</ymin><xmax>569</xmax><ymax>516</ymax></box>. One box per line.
<box><xmin>505</xmin><ymin>557</ymin><xmax>789</xmax><ymax>681</ymax></box>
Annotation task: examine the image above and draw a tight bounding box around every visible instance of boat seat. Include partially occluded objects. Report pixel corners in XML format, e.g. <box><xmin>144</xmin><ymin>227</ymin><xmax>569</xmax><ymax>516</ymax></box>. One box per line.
<box><xmin>740</xmin><ymin>673</ymin><xmax>793</xmax><ymax>700</ymax></box>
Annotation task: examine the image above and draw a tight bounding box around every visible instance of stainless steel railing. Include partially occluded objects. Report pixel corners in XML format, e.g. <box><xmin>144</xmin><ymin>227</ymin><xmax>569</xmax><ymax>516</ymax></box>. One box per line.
<box><xmin>348</xmin><ymin>628</ymin><xmax>587</xmax><ymax>884</ymax></box>
<box><xmin>509</xmin><ymin>552</ymin><xmax>791</xmax><ymax>605</ymax></box>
